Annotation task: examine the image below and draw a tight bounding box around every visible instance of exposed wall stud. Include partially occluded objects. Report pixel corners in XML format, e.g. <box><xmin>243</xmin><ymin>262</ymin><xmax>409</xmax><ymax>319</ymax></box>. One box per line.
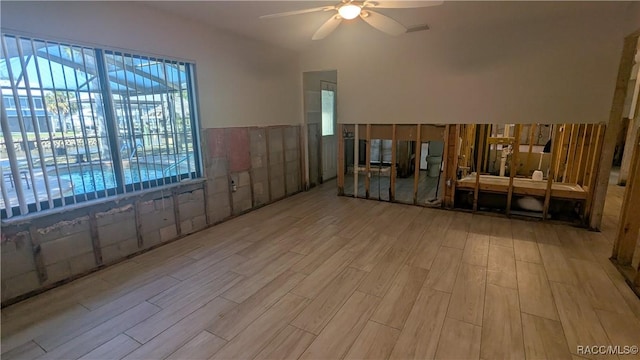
<box><xmin>590</xmin><ymin>34</ymin><xmax>638</xmax><ymax>230</ymax></box>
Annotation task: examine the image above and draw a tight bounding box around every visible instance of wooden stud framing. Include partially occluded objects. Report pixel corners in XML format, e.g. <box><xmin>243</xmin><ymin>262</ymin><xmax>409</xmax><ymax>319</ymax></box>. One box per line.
<box><xmin>563</xmin><ymin>124</ymin><xmax>578</xmax><ymax>182</ymax></box>
<box><xmin>553</xmin><ymin>125</ymin><xmax>566</xmax><ymax>182</ymax></box>
<box><xmin>337</xmin><ymin>123</ymin><xmax>345</xmax><ymax>195</ymax></box>
<box><xmin>580</xmin><ymin>124</ymin><xmax>596</xmax><ymax>186</ymax></box>
<box><xmin>443</xmin><ymin>124</ymin><xmax>459</xmax><ymax>208</ymax></box>
<box><xmin>365</xmin><ymin>124</ymin><xmax>371</xmax><ymax>199</ymax></box>
<box><xmin>612</xmin><ymin>131</ymin><xmax>640</xmax><ymax>265</ymax></box>
<box><xmin>571</xmin><ymin>125</ymin><xmax>587</xmax><ymax>184</ymax></box>
<box><xmin>353</xmin><ymin>125</ymin><xmax>359</xmax><ymax>198</ymax></box>
<box><xmin>543</xmin><ymin>125</ymin><xmax>562</xmax><ymax>220</ymax></box>
<box><xmin>390</xmin><ymin>124</ymin><xmax>397</xmax><ymax>201</ymax></box>
<box><xmin>483</xmin><ymin>125</ymin><xmax>491</xmax><ymax>174</ymax></box>
<box><xmin>506</xmin><ymin>124</ymin><xmax>522</xmax><ymax>216</ymax></box>
<box><xmin>590</xmin><ymin>34</ymin><xmax>639</xmax><ymax>230</ymax></box>
<box><xmin>525</xmin><ymin>123</ymin><xmax>537</xmax><ymax>173</ymax></box>
<box><xmin>584</xmin><ymin>125</ymin><xmax>605</xmax><ymax>221</ymax></box>
<box><xmin>473</xmin><ymin>124</ymin><xmax>486</xmax><ymax>211</ymax></box>
<box><xmin>413</xmin><ymin>124</ymin><xmax>421</xmax><ymax>205</ymax></box>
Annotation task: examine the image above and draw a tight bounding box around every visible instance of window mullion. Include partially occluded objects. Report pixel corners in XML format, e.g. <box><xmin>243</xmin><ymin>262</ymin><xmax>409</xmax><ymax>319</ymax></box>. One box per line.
<box><xmin>95</xmin><ymin>49</ymin><xmax>125</xmax><ymax>194</ymax></box>
<box><xmin>186</xmin><ymin>65</ymin><xmax>202</xmax><ymax>178</ymax></box>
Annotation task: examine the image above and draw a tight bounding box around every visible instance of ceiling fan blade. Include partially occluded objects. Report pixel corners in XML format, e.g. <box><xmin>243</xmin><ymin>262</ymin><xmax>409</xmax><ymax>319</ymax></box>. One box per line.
<box><xmin>260</xmin><ymin>6</ymin><xmax>335</xmax><ymax>19</ymax></box>
<box><xmin>360</xmin><ymin>10</ymin><xmax>406</xmax><ymax>36</ymax></box>
<box><xmin>365</xmin><ymin>1</ymin><xmax>443</xmax><ymax>9</ymax></box>
<box><xmin>312</xmin><ymin>15</ymin><xmax>343</xmax><ymax>40</ymax></box>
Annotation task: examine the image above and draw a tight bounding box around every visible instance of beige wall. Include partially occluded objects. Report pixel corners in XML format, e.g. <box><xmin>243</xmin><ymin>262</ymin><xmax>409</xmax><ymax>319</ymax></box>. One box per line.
<box><xmin>300</xmin><ymin>1</ymin><xmax>636</xmax><ymax>125</ymax></box>
<box><xmin>0</xmin><ymin>1</ymin><xmax>303</xmax><ymax>128</ymax></box>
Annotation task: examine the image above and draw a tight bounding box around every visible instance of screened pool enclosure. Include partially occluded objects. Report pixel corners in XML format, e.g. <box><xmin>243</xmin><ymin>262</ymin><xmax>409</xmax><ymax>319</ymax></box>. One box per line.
<box><xmin>0</xmin><ymin>34</ymin><xmax>201</xmax><ymax>218</ymax></box>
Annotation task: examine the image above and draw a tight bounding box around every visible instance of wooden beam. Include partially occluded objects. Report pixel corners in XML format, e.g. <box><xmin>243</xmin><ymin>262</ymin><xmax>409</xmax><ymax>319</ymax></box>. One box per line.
<box><xmin>581</xmin><ymin>124</ymin><xmax>596</xmax><ymax>186</ymax></box>
<box><xmin>483</xmin><ymin>125</ymin><xmax>491</xmax><ymax>173</ymax></box>
<box><xmin>473</xmin><ymin>124</ymin><xmax>486</xmax><ymax>211</ymax></box>
<box><xmin>337</xmin><ymin>124</ymin><xmax>345</xmax><ymax>195</ymax></box>
<box><xmin>572</xmin><ymin>125</ymin><xmax>587</xmax><ymax>184</ymax></box>
<box><xmin>391</xmin><ymin>124</ymin><xmax>397</xmax><ymax>201</ymax></box>
<box><xmin>353</xmin><ymin>125</ymin><xmax>359</xmax><ymax>198</ymax></box>
<box><xmin>553</xmin><ymin>124</ymin><xmax>566</xmax><ymax>182</ymax></box>
<box><xmin>590</xmin><ymin>34</ymin><xmax>638</xmax><ymax>230</ymax></box>
<box><xmin>543</xmin><ymin>125</ymin><xmax>562</xmax><ymax>220</ymax></box>
<box><xmin>525</xmin><ymin>123</ymin><xmax>537</xmax><ymax>174</ymax></box>
<box><xmin>506</xmin><ymin>124</ymin><xmax>522</xmax><ymax>216</ymax></box>
<box><xmin>365</xmin><ymin>124</ymin><xmax>371</xmax><ymax>199</ymax></box>
<box><xmin>563</xmin><ymin>124</ymin><xmax>578</xmax><ymax>182</ymax></box>
<box><xmin>612</xmin><ymin>131</ymin><xmax>640</xmax><ymax>265</ymax></box>
<box><xmin>413</xmin><ymin>124</ymin><xmax>421</xmax><ymax>205</ymax></box>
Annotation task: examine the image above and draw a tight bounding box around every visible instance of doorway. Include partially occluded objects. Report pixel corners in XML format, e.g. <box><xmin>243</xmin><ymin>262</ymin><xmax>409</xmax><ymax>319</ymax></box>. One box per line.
<box><xmin>321</xmin><ymin>82</ymin><xmax>337</xmax><ymax>181</ymax></box>
<box><xmin>303</xmin><ymin>70</ymin><xmax>337</xmax><ymax>188</ymax></box>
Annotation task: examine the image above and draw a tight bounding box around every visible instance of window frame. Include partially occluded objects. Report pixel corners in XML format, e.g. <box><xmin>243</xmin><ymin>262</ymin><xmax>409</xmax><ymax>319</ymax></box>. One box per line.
<box><xmin>0</xmin><ymin>33</ymin><xmax>203</xmax><ymax>219</ymax></box>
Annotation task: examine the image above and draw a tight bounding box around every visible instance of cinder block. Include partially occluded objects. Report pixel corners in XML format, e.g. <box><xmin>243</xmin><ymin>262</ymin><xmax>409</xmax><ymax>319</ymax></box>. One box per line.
<box><xmin>207</xmin><ymin>158</ymin><xmax>228</xmax><ymax>179</ymax></box>
<box><xmin>45</xmin><ymin>261</ymin><xmax>72</xmax><ymax>284</ymax></box>
<box><xmin>237</xmin><ymin>171</ymin><xmax>251</xmax><ymax>187</ymax></box>
<box><xmin>160</xmin><ymin>225</ymin><xmax>178</xmax><ymax>243</ymax></box>
<box><xmin>180</xmin><ymin>201</ymin><xmax>205</xmax><ymax>221</ymax></box>
<box><xmin>191</xmin><ymin>189</ymin><xmax>204</xmax><ymax>200</ymax></box>
<box><xmin>68</xmin><ymin>252</ymin><xmax>97</xmax><ymax>274</ymax></box>
<box><xmin>138</xmin><ymin>200</ymin><xmax>155</xmax><ymax>215</ymax></box>
<box><xmin>232</xmin><ymin>186</ymin><xmax>252</xmax><ymax>214</ymax></box>
<box><xmin>1</xmin><ymin>238</ymin><xmax>36</xmax><ymax>280</ymax></box>
<box><xmin>207</xmin><ymin>177</ymin><xmax>230</xmax><ymax>195</ymax></box>
<box><xmin>284</xmin><ymin>127</ymin><xmax>298</xmax><ymax>149</ymax></box>
<box><xmin>207</xmin><ymin>198</ymin><xmax>231</xmax><ymax>223</ymax></box>
<box><xmin>40</xmin><ymin>233</ymin><xmax>94</xmax><ymax>266</ymax></box>
<box><xmin>96</xmin><ymin>206</ymin><xmax>134</xmax><ymax>227</ymax></box>
<box><xmin>140</xmin><ymin>207</ymin><xmax>175</xmax><ymax>234</ymax></box>
<box><xmin>142</xmin><ymin>230</ymin><xmax>162</xmax><ymax>249</ymax></box>
<box><xmin>181</xmin><ymin>220</ymin><xmax>194</xmax><ymax>235</ymax></box>
<box><xmin>268</xmin><ymin>128</ymin><xmax>284</xmax><ymax>153</ymax></box>
<box><xmin>39</xmin><ymin>217</ymin><xmax>90</xmax><ymax>243</ymax></box>
<box><xmin>192</xmin><ymin>215</ymin><xmax>207</xmax><ymax>231</ymax></box>
<box><xmin>178</xmin><ymin>192</ymin><xmax>191</xmax><ymax>204</ymax></box>
<box><xmin>98</xmin><ymin>218</ymin><xmax>137</xmax><ymax>247</ymax></box>
<box><xmin>208</xmin><ymin>192</ymin><xmax>230</xmax><ymax>209</ymax></box>
<box><xmin>270</xmin><ymin>177</ymin><xmax>285</xmax><ymax>200</ymax></box>
<box><xmin>1</xmin><ymin>271</ymin><xmax>40</xmax><ymax>302</ymax></box>
<box><xmin>154</xmin><ymin>198</ymin><xmax>173</xmax><ymax>211</ymax></box>
<box><xmin>101</xmin><ymin>238</ymin><xmax>139</xmax><ymax>264</ymax></box>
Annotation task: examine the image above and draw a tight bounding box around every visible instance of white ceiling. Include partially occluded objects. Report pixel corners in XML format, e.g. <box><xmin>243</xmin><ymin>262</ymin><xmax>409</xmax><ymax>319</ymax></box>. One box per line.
<box><xmin>143</xmin><ymin>1</ymin><xmax>634</xmax><ymax>52</ymax></box>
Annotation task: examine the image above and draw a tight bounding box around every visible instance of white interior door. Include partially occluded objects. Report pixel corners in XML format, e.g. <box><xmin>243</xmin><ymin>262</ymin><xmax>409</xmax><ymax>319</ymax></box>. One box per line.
<box><xmin>321</xmin><ymin>82</ymin><xmax>337</xmax><ymax>181</ymax></box>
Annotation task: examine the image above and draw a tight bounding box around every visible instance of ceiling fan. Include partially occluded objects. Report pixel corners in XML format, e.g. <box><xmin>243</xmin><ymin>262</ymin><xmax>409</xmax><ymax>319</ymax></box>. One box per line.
<box><xmin>260</xmin><ymin>1</ymin><xmax>443</xmax><ymax>40</ymax></box>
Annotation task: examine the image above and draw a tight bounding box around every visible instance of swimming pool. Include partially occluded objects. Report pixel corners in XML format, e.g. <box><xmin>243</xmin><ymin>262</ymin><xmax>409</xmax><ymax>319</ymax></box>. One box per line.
<box><xmin>56</xmin><ymin>164</ymin><xmax>176</xmax><ymax>194</ymax></box>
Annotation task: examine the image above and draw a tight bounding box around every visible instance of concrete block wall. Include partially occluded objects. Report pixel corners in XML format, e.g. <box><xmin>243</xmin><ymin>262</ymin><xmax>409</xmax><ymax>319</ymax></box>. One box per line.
<box><xmin>1</xmin><ymin>124</ymin><xmax>304</xmax><ymax>305</ymax></box>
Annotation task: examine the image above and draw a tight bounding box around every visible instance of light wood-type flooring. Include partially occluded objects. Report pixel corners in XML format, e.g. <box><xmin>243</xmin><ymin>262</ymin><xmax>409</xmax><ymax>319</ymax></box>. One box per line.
<box><xmin>2</xmin><ymin>181</ymin><xmax>639</xmax><ymax>360</ymax></box>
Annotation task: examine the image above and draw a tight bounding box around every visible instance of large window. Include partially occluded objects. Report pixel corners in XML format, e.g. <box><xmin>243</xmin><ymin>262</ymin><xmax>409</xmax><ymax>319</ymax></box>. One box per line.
<box><xmin>0</xmin><ymin>34</ymin><xmax>201</xmax><ymax>218</ymax></box>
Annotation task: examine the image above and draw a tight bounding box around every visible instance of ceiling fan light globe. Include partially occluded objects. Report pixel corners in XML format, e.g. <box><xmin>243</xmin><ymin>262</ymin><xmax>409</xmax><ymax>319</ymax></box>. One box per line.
<box><xmin>338</xmin><ymin>4</ymin><xmax>361</xmax><ymax>20</ymax></box>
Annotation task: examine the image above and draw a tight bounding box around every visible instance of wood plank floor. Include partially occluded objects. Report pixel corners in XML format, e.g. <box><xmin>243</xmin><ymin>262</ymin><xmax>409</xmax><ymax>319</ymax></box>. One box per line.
<box><xmin>2</xmin><ymin>181</ymin><xmax>639</xmax><ymax>360</ymax></box>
